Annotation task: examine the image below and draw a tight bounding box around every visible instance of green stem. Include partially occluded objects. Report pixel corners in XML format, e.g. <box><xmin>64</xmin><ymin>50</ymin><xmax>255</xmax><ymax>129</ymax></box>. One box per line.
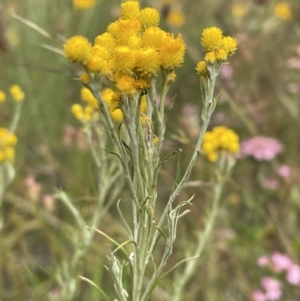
<box><xmin>171</xmin><ymin>178</ymin><xmax>224</xmax><ymax>301</ymax></box>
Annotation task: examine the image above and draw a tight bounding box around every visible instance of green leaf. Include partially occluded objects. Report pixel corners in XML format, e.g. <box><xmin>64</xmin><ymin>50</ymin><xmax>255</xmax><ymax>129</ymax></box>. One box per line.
<box><xmin>157</xmin><ymin>151</ymin><xmax>177</xmax><ymax>169</ymax></box>
<box><xmin>173</xmin><ymin>149</ymin><xmax>182</xmax><ymax>191</ymax></box>
<box><xmin>155</xmin><ymin>226</ymin><xmax>168</xmax><ymax>242</ymax></box>
<box><xmin>112</xmin><ymin>240</ymin><xmax>137</xmax><ymax>254</ymax></box>
<box><xmin>121</xmin><ymin>140</ymin><xmax>132</xmax><ymax>157</ymax></box>
<box><xmin>117</xmin><ymin>200</ymin><xmax>133</xmax><ymax>239</ymax></box>
<box><xmin>79</xmin><ymin>276</ymin><xmax>112</xmax><ymax>301</ymax></box>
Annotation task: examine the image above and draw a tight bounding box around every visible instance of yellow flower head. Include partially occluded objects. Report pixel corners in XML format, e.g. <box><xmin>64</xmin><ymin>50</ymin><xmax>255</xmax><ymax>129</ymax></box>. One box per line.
<box><xmin>0</xmin><ymin>91</ymin><xmax>6</xmax><ymax>102</ymax></box>
<box><xmin>135</xmin><ymin>47</ymin><xmax>160</xmax><ymax>76</ymax></box>
<box><xmin>73</xmin><ymin>0</ymin><xmax>96</xmax><ymax>9</ymax></box>
<box><xmin>196</xmin><ymin>60</ymin><xmax>207</xmax><ymax>75</ymax></box>
<box><xmin>10</xmin><ymin>85</ymin><xmax>25</xmax><ymax>101</ymax></box>
<box><xmin>204</xmin><ymin>51</ymin><xmax>216</xmax><ymax>64</ymax></box>
<box><xmin>274</xmin><ymin>2</ymin><xmax>292</xmax><ymax>21</ymax></box>
<box><xmin>166</xmin><ymin>11</ymin><xmax>185</xmax><ymax>28</ymax></box>
<box><xmin>201</xmin><ymin>27</ymin><xmax>223</xmax><ymax>52</ymax></box>
<box><xmin>139</xmin><ymin>7</ymin><xmax>160</xmax><ymax>28</ymax></box>
<box><xmin>94</xmin><ymin>32</ymin><xmax>116</xmax><ymax>51</ymax></box>
<box><xmin>0</xmin><ymin>127</ymin><xmax>17</xmax><ymax>162</ymax></box>
<box><xmin>216</xmin><ymin>48</ymin><xmax>228</xmax><ymax>61</ymax></box>
<box><xmin>115</xmin><ymin>73</ymin><xmax>137</xmax><ymax>94</ymax></box>
<box><xmin>80</xmin><ymin>73</ymin><xmax>90</xmax><ymax>84</ymax></box>
<box><xmin>81</xmin><ymin>87</ymin><xmax>98</xmax><ymax>109</ymax></box>
<box><xmin>232</xmin><ymin>4</ymin><xmax>247</xmax><ymax>17</ymax></box>
<box><xmin>202</xmin><ymin>126</ymin><xmax>240</xmax><ymax>162</ymax></box>
<box><xmin>219</xmin><ymin>36</ymin><xmax>237</xmax><ymax>56</ymax></box>
<box><xmin>64</xmin><ymin>36</ymin><xmax>91</xmax><ymax>64</ymax></box>
<box><xmin>86</xmin><ymin>45</ymin><xmax>111</xmax><ymax>73</ymax></box>
<box><xmin>71</xmin><ymin>104</ymin><xmax>84</xmax><ymax>120</ymax></box>
<box><xmin>160</xmin><ymin>34</ymin><xmax>185</xmax><ymax>70</ymax></box>
<box><xmin>110</xmin><ymin>108</ymin><xmax>124</xmax><ymax>123</ymax></box>
<box><xmin>108</xmin><ymin>18</ymin><xmax>142</xmax><ymax>45</ymax></box>
<box><xmin>121</xmin><ymin>1</ymin><xmax>140</xmax><ymax>19</ymax></box>
<box><xmin>113</xmin><ymin>46</ymin><xmax>136</xmax><ymax>74</ymax></box>
<box><xmin>140</xmin><ymin>95</ymin><xmax>147</xmax><ymax>113</ymax></box>
<box><xmin>142</xmin><ymin>26</ymin><xmax>167</xmax><ymax>49</ymax></box>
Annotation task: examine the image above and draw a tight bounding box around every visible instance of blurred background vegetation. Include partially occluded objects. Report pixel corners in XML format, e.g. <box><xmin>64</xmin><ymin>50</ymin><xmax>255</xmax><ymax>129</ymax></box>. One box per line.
<box><xmin>1</xmin><ymin>0</ymin><xmax>300</xmax><ymax>300</ymax></box>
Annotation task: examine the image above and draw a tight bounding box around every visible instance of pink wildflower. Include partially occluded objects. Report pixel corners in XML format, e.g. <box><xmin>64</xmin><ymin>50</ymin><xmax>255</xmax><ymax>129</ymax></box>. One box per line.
<box><xmin>270</xmin><ymin>252</ymin><xmax>292</xmax><ymax>272</ymax></box>
<box><xmin>261</xmin><ymin>277</ymin><xmax>282</xmax><ymax>300</ymax></box>
<box><xmin>42</xmin><ymin>194</ymin><xmax>55</xmax><ymax>212</ymax></box>
<box><xmin>276</xmin><ymin>165</ymin><xmax>292</xmax><ymax>179</ymax></box>
<box><xmin>286</xmin><ymin>264</ymin><xmax>300</xmax><ymax>285</ymax></box>
<box><xmin>257</xmin><ymin>256</ymin><xmax>270</xmax><ymax>267</ymax></box>
<box><xmin>240</xmin><ymin>136</ymin><xmax>283</xmax><ymax>161</ymax></box>
<box><xmin>253</xmin><ymin>290</ymin><xmax>266</xmax><ymax>301</ymax></box>
<box><xmin>25</xmin><ymin>176</ymin><xmax>42</xmax><ymax>202</ymax></box>
<box><xmin>220</xmin><ymin>64</ymin><xmax>233</xmax><ymax>79</ymax></box>
<box><xmin>260</xmin><ymin>178</ymin><xmax>279</xmax><ymax>190</ymax></box>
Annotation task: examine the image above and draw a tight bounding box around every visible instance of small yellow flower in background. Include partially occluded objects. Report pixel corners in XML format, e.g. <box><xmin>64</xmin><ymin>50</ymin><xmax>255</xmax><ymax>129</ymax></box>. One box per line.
<box><xmin>232</xmin><ymin>4</ymin><xmax>247</xmax><ymax>17</ymax></box>
<box><xmin>10</xmin><ymin>85</ymin><xmax>24</xmax><ymax>101</ymax></box>
<box><xmin>0</xmin><ymin>128</ymin><xmax>17</xmax><ymax>162</ymax></box>
<box><xmin>274</xmin><ymin>2</ymin><xmax>292</xmax><ymax>21</ymax></box>
<box><xmin>202</xmin><ymin>126</ymin><xmax>240</xmax><ymax>162</ymax></box>
<box><xmin>80</xmin><ymin>73</ymin><xmax>90</xmax><ymax>84</ymax></box>
<box><xmin>110</xmin><ymin>109</ymin><xmax>124</xmax><ymax>123</ymax></box>
<box><xmin>64</xmin><ymin>36</ymin><xmax>91</xmax><ymax>64</ymax></box>
<box><xmin>166</xmin><ymin>11</ymin><xmax>185</xmax><ymax>28</ymax></box>
<box><xmin>71</xmin><ymin>104</ymin><xmax>84</xmax><ymax>120</ymax></box>
<box><xmin>0</xmin><ymin>91</ymin><xmax>6</xmax><ymax>102</ymax></box>
<box><xmin>73</xmin><ymin>0</ymin><xmax>96</xmax><ymax>10</ymax></box>
<box><xmin>81</xmin><ymin>87</ymin><xmax>98</xmax><ymax>109</ymax></box>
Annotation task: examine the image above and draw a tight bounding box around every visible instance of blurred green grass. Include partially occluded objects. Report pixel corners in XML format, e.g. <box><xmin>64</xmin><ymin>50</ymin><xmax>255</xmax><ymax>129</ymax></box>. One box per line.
<box><xmin>1</xmin><ymin>0</ymin><xmax>300</xmax><ymax>300</ymax></box>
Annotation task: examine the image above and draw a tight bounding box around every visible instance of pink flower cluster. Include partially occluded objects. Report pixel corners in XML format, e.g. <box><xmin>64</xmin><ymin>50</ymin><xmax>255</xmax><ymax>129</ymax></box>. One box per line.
<box><xmin>253</xmin><ymin>252</ymin><xmax>300</xmax><ymax>301</ymax></box>
<box><xmin>240</xmin><ymin>136</ymin><xmax>283</xmax><ymax>161</ymax></box>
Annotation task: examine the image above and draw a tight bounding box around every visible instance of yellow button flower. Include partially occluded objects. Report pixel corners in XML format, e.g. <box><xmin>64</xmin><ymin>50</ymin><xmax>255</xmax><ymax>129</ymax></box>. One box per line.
<box><xmin>64</xmin><ymin>36</ymin><xmax>91</xmax><ymax>64</ymax></box>
<box><xmin>0</xmin><ymin>128</ymin><xmax>17</xmax><ymax>162</ymax></box>
<box><xmin>10</xmin><ymin>85</ymin><xmax>25</xmax><ymax>101</ymax></box>
<box><xmin>73</xmin><ymin>0</ymin><xmax>96</xmax><ymax>9</ymax></box>
<box><xmin>0</xmin><ymin>91</ymin><xmax>6</xmax><ymax>102</ymax></box>
<box><xmin>202</xmin><ymin>126</ymin><xmax>240</xmax><ymax>162</ymax></box>
<box><xmin>274</xmin><ymin>2</ymin><xmax>292</xmax><ymax>21</ymax></box>
<box><xmin>121</xmin><ymin>1</ymin><xmax>140</xmax><ymax>19</ymax></box>
<box><xmin>201</xmin><ymin>27</ymin><xmax>223</xmax><ymax>52</ymax></box>
<box><xmin>139</xmin><ymin>7</ymin><xmax>160</xmax><ymax>28</ymax></box>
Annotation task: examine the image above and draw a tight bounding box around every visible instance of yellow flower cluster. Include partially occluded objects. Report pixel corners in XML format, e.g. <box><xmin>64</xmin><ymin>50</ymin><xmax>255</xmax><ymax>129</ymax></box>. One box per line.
<box><xmin>73</xmin><ymin>0</ymin><xmax>96</xmax><ymax>9</ymax></box>
<box><xmin>196</xmin><ymin>27</ymin><xmax>237</xmax><ymax>74</ymax></box>
<box><xmin>0</xmin><ymin>128</ymin><xmax>17</xmax><ymax>162</ymax></box>
<box><xmin>274</xmin><ymin>2</ymin><xmax>292</xmax><ymax>21</ymax></box>
<box><xmin>71</xmin><ymin>87</ymin><xmax>99</xmax><ymax>122</ymax></box>
<box><xmin>10</xmin><ymin>85</ymin><xmax>25</xmax><ymax>102</ymax></box>
<box><xmin>0</xmin><ymin>91</ymin><xmax>6</xmax><ymax>102</ymax></box>
<box><xmin>64</xmin><ymin>1</ymin><xmax>185</xmax><ymax>95</ymax></box>
<box><xmin>202</xmin><ymin>126</ymin><xmax>239</xmax><ymax>162</ymax></box>
<box><xmin>0</xmin><ymin>85</ymin><xmax>25</xmax><ymax>103</ymax></box>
